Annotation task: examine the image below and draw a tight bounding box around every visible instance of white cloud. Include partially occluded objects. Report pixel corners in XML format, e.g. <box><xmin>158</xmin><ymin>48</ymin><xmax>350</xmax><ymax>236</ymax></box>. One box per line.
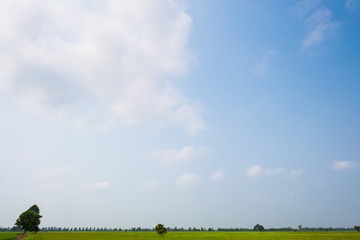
<box><xmin>143</xmin><ymin>180</ymin><xmax>160</xmax><ymax>189</ymax></box>
<box><xmin>252</xmin><ymin>50</ymin><xmax>277</xmax><ymax>76</ymax></box>
<box><xmin>246</xmin><ymin>165</ymin><xmax>263</xmax><ymax>177</ymax></box>
<box><xmin>0</xmin><ymin>0</ymin><xmax>205</xmax><ymax>135</ymax></box>
<box><xmin>303</xmin><ymin>8</ymin><xmax>340</xmax><ymax>47</ymax></box>
<box><xmin>330</xmin><ymin>160</ymin><xmax>360</xmax><ymax>170</ymax></box>
<box><xmin>246</xmin><ymin>165</ymin><xmax>286</xmax><ymax>177</ymax></box>
<box><xmin>289</xmin><ymin>169</ymin><xmax>304</xmax><ymax>177</ymax></box>
<box><xmin>82</xmin><ymin>182</ymin><xmax>110</xmax><ymax>189</ymax></box>
<box><xmin>210</xmin><ymin>170</ymin><xmax>224</xmax><ymax>180</ymax></box>
<box><xmin>148</xmin><ymin>146</ymin><xmax>207</xmax><ymax>166</ymax></box>
<box><xmin>38</xmin><ymin>167</ymin><xmax>73</xmax><ymax>178</ymax></box>
<box><xmin>175</xmin><ymin>173</ymin><xmax>201</xmax><ymax>187</ymax></box>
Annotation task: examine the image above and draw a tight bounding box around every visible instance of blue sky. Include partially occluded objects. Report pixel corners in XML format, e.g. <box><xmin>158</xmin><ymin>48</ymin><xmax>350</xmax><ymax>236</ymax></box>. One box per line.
<box><xmin>1</xmin><ymin>0</ymin><xmax>360</xmax><ymax>229</ymax></box>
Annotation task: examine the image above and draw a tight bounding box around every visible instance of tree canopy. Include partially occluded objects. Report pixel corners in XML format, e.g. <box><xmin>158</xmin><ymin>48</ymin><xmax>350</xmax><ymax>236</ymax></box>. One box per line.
<box><xmin>15</xmin><ymin>204</ymin><xmax>42</xmax><ymax>233</ymax></box>
<box><xmin>355</xmin><ymin>226</ymin><xmax>360</xmax><ymax>232</ymax></box>
<box><xmin>253</xmin><ymin>224</ymin><xmax>264</xmax><ymax>232</ymax></box>
<box><xmin>155</xmin><ymin>224</ymin><xmax>167</xmax><ymax>234</ymax></box>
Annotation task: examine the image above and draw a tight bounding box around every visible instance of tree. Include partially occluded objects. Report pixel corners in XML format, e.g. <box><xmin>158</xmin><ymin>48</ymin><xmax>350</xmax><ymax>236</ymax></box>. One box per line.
<box><xmin>355</xmin><ymin>226</ymin><xmax>360</xmax><ymax>232</ymax></box>
<box><xmin>15</xmin><ymin>204</ymin><xmax>42</xmax><ymax>234</ymax></box>
<box><xmin>155</xmin><ymin>224</ymin><xmax>167</xmax><ymax>234</ymax></box>
<box><xmin>253</xmin><ymin>224</ymin><xmax>264</xmax><ymax>232</ymax></box>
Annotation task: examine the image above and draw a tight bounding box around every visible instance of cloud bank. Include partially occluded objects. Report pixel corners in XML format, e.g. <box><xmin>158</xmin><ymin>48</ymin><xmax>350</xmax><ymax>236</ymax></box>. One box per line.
<box><xmin>0</xmin><ymin>0</ymin><xmax>205</xmax><ymax>135</ymax></box>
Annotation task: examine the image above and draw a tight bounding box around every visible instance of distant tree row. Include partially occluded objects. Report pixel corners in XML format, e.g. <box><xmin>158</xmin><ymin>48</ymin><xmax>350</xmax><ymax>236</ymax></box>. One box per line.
<box><xmin>2</xmin><ymin>226</ymin><xmax>358</xmax><ymax>233</ymax></box>
<box><xmin>0</xmin><ymin>226</ymin><xmax>22</xmax><ymax>232</ymax></box>
<box><xmin>41</xmin><ymin>227</ymin><xmax>154</xmax><ymax>232</ymax></box>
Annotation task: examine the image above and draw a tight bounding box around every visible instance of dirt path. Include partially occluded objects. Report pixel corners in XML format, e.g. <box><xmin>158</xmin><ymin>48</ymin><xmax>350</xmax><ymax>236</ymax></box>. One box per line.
<box><xmin>15</xmin><ymin>234</ymin><xmax>26</xmax><ymax>240</ymax></box>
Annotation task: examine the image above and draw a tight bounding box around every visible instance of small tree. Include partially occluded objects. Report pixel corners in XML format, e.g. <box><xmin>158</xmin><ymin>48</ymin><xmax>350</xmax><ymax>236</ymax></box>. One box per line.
<box><xmin>253</xmin><ymin>224</ymin><xmax>264</xmax><ymax>232</ymax></box>
<box><xmin>355</xmin><ymin>226</ymin><xmax>360</xmax><ymax>232</ymax></box>
<box><xmin>155</xmin><ymin>224</ymin><xmax>167</xmax><ymax>234</ymax></box>
<box><xmin>15</xmin><ymin>204</ymin><xmax>42</xmax><ymax>234</ymax></box>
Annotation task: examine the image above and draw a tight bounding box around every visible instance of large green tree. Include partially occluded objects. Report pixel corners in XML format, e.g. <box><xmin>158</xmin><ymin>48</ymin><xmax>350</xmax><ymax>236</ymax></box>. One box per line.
<box><xmin>15</xmin><ymin>204</ymin><xmax>42</xmax><ymax>233</ymax></box>
<box><xmin>155</xmin><ymin>223</ymin><xmax>167</xmax><ymax>234</ymax></box>
<box><xmin>355</xmin><ymin>226</ymin><xmax>360</xmax><ymax>232</ymax></box>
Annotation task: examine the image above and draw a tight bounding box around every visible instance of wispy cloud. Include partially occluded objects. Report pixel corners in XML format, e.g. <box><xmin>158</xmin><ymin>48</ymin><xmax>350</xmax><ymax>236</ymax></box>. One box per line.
<box><xmin>0</xmin><ymin>1</ymin><xmax>205</xmax><ymax>135</ymax></box>
<box><xmin>252</xmin><ymin>50</ymin><xmax>277</xmax><ymax>76</ymax></box>
<box><xmin>210</xmin><ymin>170</ymin><xmax>224</xmax><ymax>180</ymax></box>
<box><xmin>148</xmin><ymin>146</ymin><xmax>207</xmax><ymax>166</ymax></box>
<box><xmin>246</xmin><ymin>165</ymin><xmax>286</xmax><ymax>177</ymax></box>
<box><xmin>290</xmin><ymin>0</ymin><xmax>340</xmax><ymax>48</ymax></box>
<box><xmin>303</xmin><ymin>8</ymin><xmax>340</xmax><ymax>47</ymax></box>
<box><xmin>330</xmin><ymin>160</ymin><xmax>360</xmax><ymax>170</ymax></box>
<box><xmin>175</xmin><ymin>173</ymin><xmax>201</xmax><ymax>187</ymax></box>
<box><xmin>82</xmin><ymin>182</ymin><xmax>110</xmax><ymax>189</ymax></box>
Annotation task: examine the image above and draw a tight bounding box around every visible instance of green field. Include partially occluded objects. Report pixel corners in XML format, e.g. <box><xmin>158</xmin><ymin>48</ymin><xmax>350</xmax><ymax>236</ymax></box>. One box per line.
<box><xmin>14</xmin><ymin>231</ymin><xmax>360</xmax><ymax>240</ymax></box>
<box><xmin>0</xmin><ymin>233</ymin><xmax>20</xmax><ymax>240</ymax></box>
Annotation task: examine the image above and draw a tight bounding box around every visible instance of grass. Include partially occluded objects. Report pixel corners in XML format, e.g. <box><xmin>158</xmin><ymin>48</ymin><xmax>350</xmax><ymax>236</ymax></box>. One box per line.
<box><xmin>21</xmin><ymin>231</ymin><xmax>360</xmax><ymax>240</ymax></box>
<box><xmin>0</xmin><ymin>232</ymin><xmax>20</xmax><ymax>240</ymax></box>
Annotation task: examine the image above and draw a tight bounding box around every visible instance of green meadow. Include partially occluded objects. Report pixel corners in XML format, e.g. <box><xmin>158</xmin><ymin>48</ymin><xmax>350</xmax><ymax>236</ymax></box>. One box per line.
<box><xmin>0</xmin><ymin>233</ymin><xmax>20</xmax><ymax>240</ymax></box>
<box><xmin>18</xmin><ymin>231</ymin><xmax>360</xmax><ymax>240</ymax></box>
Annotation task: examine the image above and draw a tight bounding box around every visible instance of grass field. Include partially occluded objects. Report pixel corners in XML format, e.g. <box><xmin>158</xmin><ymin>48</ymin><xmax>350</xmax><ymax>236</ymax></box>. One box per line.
<box><xmin>0</xmin><ymin>233</ymin><xmax>20</xmax><ymax>240</ymax></box>
<box><xmin>16</xmin><ymin>231</ymin><xmax>360</xmax><ymax>240</ymax></box>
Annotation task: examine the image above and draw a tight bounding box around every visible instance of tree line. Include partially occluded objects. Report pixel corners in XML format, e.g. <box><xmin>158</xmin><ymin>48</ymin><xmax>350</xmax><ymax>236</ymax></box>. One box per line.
<box><xmin>4</xmin><ymin>205</ymin><xmax>360</xmax><ymax>233</ymax></box>
<box><xmin>1</xmin><ymin>226</ymin><xmax>358</xmax><ymax>232</ymax></box>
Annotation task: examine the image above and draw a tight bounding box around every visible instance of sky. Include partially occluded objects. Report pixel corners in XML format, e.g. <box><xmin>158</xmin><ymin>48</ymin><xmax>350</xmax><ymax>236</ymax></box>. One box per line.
<box><xmin>1</xmin><ymin>0</ymin><xmax>360</xmax><ymax>229</ymax></box>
